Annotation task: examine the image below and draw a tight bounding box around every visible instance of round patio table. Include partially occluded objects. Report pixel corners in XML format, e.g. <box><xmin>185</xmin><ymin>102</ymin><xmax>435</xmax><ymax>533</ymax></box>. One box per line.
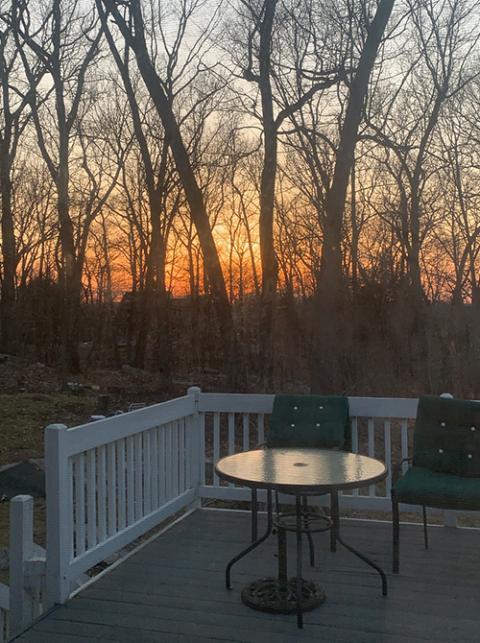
<box><xmin>215</xmin><ymin>448</ymin><xmax>388</xmax><ymax>628</ymax></box>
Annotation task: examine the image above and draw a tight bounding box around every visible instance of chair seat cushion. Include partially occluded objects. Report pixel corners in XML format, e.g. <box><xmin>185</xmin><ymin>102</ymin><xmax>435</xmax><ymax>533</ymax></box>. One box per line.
<box><xmin>394</xmin><ymin>466</ymin><xmax>480</xmax><ymax>511</ymax></box>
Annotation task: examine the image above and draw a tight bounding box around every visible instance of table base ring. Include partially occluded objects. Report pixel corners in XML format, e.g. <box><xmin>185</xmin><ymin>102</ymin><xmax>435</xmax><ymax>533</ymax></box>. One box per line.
<box><xmin>274</xmin><ymin>511</ymin><xmax>332</xmax><ymax>534</ymax></box>
<box><xmin>241</xmin><ymin>577</ymin><xmax>325</xmax><ymax>614</ymax></box>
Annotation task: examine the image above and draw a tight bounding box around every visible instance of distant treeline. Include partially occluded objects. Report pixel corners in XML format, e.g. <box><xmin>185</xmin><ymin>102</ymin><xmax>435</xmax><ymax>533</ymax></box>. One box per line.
<box><xmin>13</xmin><ymin>279</ymin><xmax>480</xmax><ymax>400</ymax></box>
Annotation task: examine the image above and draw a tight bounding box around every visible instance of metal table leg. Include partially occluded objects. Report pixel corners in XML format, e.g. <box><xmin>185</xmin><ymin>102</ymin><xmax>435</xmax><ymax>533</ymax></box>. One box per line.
<box><xmin>302</xmin><ymin>495</ymin><xmax>315</xmax><ymax>566</ymax></box>
<box><xmin>277</xmin><ymin>521</ymin><xmax>288</xmax><ymax>586</ymax></box>
<box><xmin>226</xmin><ymin>489</ymin><xmax>272</xmax><ymax>589</ymax></box>
<box><xmin>332</xmin><ymin>501</ymin><xmax>388</xmax><ymax>596</ymax></box>
<box><xmin>251</xmin><ymin>488</ymin><xmax>258</xmax><ymax>542</ymax></box>
<box><xmin>295</xmin><ymin>494</ymin><xmax>303</xmax><ymax>628</ymax></box>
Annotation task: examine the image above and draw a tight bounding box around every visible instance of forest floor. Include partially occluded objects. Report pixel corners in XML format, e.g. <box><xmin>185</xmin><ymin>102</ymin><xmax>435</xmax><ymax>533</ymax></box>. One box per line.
<box><xmin>0</xmin><ymin>355</ymin><xmax>208</xmax><ymax>468</ymax></box>
<box><xmin>0</xmin><ymin>393</ymin><xmax>95</xmax><ymax>467</ymax></box>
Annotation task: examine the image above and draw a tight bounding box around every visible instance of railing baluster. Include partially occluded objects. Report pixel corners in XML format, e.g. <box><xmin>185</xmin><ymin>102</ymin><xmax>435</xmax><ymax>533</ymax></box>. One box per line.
<box><xmin>227</xmin><ymin>413</ymin><xmax>235</xmax><ymax>488</ymax></box>
<box><xmin>126</xmin><ymin>436</ymin><xmax>135</xmax><ymax>526</ymax></box>
<box><xmin>117</xmin><ymin>439</ymin><xmax>126</xmax><ymax>531</ymax></box>
<box><xmin>151</xmin><ymin>427</ymin><xmax>159</xmax><ymax>509</ymax></box>
<box><xmin>179</xmin><ymin>419</ymin><xmax>185</xmax><ymax>493</ymax></box>
<box><xmin>134</xmin><ymin>433</ymin><xmax>143</xmax><ymax>521</ymax></box>
<box><xmin>384</xmin><ymin>420</ymin><xmax>392</xmax><ymax>497</ymax></box>
<box><xmin>107</xmin><ymin>443</ymin><xmax>116</xmax><ymax>537</ymax></box>
<box><xmin>368</xmin><ymin>418</ymin><xmax>375</xmax><ymax>456</ymax></box>
<box><xmin>213</xmin><ymin>413</ymin><xmax>220</xmax><ymax>486</ymax></box>
<box><xmin>159</xmin><ymin>426</ymin><xmax>166</xmax><ymax>504</ymax></box>
<box><xmin>351</xmin><ymin>418</ymin><xmax>359</xmax><ymax>496</ymax></box>
<box><xmin>184</xmin><ymin>418</ymin><xmax>189</xmax><ymax>490</ymax></box>
<box><xmin>74</xmin><ymin>453</ymin><xmax>85</xmax><ymax>555</ymax></box>
<box><xmin>200</xmin><ymin>412</ymin><xmax>206</xmax><ymax>486</ymax></box>
<box><xmin>185</xmin><ymin>418</ymin><xmax>192</xmax><ymax>490</ymax></box>
<box><xmin>165</xmin><ymin>423</ymin><xmax>173</xmax><ymax>500</ymax></box>
<box><xmin>97</xmin><ymin>446</ymin><xmax>107</xmax><ymax>542</ymax></box>
<box><xmin>368</xmin><ymin>419</ymin><xmax>375</xmax><ymax>496</ymax></box>
<box><xmin>228</xmin><ymin>413</ymin><xmax>235</xmax><ymax>455</ymax></box>
<box><xmin>86</xmin><ymin>449</ymin><xmax>96</xmax><ymax>548</ymax></box>
<box><xmin>143</xmin><ymin>430</ymin><xmax>151</xmax><ymax>515</ymax></box>
<box><xmin>172</xmin><ymin>421</ymin><xmax>179</xmax><ymax>497</ymax></box>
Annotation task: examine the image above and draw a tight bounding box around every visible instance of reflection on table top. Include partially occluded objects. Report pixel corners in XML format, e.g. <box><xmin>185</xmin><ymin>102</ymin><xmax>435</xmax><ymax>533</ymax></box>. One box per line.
<box><xmin>215</xmin><ymin>448</ymin><xmax>387</xmax><ymax>492</ymax></box>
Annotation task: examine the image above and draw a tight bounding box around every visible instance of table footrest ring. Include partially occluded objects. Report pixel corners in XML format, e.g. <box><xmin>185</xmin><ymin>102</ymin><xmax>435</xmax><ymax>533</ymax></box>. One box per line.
<box><xmin>273</xmin><ymin>510</ymin><xmax>332</xmax><ymax>534</ymax></box>
<box><xmin>241</xmin><ymin>577</ymin><xmax>325</xmax><ymax>614</ymax></box>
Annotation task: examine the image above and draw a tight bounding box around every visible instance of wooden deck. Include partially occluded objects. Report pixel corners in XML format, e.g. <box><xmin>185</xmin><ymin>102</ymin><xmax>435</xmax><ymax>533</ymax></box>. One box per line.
<box><xmin>13</xmin><ymin>509</ymin><xmax>480</xmax><ymax>642</ymax></box>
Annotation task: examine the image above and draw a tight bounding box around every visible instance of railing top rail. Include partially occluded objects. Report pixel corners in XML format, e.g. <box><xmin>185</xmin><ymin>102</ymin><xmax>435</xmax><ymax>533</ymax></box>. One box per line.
<box><xmin>197</xmin><ymin>393</ymin><xmax>274</xmax><ymax>414</ymax></box>
<box><xmin>197</xmin><ymin>392</ymin><xmax>418</xmax><ymax>419</ymax></box>
<box><xmin>51</xmin><ymin>395</ymin><xmax>195</xmax><ymax>457</ymax></box>
<box><xmin>348</xmin><ymin>397</ymin><xmax>418</xmax><ymax>419</ymax></box>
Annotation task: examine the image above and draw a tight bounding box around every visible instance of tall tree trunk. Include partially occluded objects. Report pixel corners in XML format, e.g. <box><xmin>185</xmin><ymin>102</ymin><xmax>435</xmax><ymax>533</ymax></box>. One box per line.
<box><xmin>313</xmin><ymin>0</ymin><xmax>395</xmax><ymax>392</ymax></box>
<box><xmin>134</xmin><ymin>206</ymin><xmax>170</xmax><ymax>373</ymax></box>
<box><xmin>0</xmin><ymin>149</ymin><xmax>16</xmax><ymax>353</ymax></box>
<box><xmin>57</xmin><ymin>125</ymin><xmax>80</xmax><ymax>372</ymax></box>
<box><xmin>102</xmin><ymin>1</ymin><xmax>233</xmax><ymax>363</ymax></box>
<box><xmin>257</xmin><ymin>0</ymin><xmax>279</xmax><ymax>388</ymax></box>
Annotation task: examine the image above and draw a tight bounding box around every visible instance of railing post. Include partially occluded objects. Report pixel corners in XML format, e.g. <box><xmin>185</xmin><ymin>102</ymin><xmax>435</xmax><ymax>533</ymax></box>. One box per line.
<box><xmin>0</xmin><ymin>582</ymin><xmax>9</xmax><ymax>642</ymax></box>
<box><xmin>45</xmin><ymin>424</ymin><xmax>71</xmax><ymax>607</ymax></box>
<box><xmin>9</xmin><ymin>495</ymin><xmax>34</xmax><ymax>637</ymax></box>
<box><xmin>187</xmin><ymin>387</ymin><xmax>202</xmax><ymax>505</ymax></box>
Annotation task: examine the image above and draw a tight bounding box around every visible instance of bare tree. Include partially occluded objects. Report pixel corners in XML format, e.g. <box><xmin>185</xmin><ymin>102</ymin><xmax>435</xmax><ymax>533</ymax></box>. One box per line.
<box><xmin>229</xmin><ymin>0</ymin><xmax>342</xmax><ymax>383</ymax></box>
<box><xmin>277</xmin><ymin>0</ymin><xmax>396</xmax><ymax>389</ymax></box>
<box><xmin>0</xmin><ymin>7</ymin><xmax>40</xmax><ymax>352</ymax></box>
<box><xmin>317</xmin><ymin>0</ymin><xmax>395</xmax><ymax>305</ymax></box>
<box><xmin>365</xmin><ymin>0</ymin><xmax>480</xmax><ymax>301</ymax></box>
<box><xmin>99</xmin><ymin>0</ymin><xmax>234</xmax><ymax>363</ymax></box>
<box><xmin>11</xmin><ymin>0</ymin><xmax>104</xmax><ymax>370</ymax></box>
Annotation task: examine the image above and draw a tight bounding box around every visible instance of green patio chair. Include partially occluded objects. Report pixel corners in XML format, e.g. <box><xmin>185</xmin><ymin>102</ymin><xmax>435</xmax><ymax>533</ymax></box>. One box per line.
<box><xmin>392</xmin><ymin>395</ymin><xmax>480</xmax><ymax>573</ymax></box>
<box><xmin>266</xmin><ymin>394</ymin><xmax>350</xmax><ymax>564</ymax></box>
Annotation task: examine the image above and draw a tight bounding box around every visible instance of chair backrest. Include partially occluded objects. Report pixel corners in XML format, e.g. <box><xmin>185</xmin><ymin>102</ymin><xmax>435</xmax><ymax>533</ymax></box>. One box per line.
<box><xmin>266</xmin><ymin>394</ymin><xmax>350</xmax><ymax>450</ymax></box>
<box><xmin>413</xmin><ymin>396</ymin><xmax>480</xmax><ymax>476</ymax></box>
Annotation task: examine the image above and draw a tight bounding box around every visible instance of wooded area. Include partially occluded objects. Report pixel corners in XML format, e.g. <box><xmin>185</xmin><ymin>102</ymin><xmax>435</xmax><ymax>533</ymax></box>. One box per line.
<box><xmin>1</xmin><ymin>0</ymin><xmax>480</xmax><ymax>397</ymax></box>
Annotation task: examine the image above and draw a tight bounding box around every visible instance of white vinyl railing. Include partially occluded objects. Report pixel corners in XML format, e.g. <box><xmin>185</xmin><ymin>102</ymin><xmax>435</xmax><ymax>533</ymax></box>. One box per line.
<box><xmin>45</xmin><ymin>392</ymin><xmax>200</xmax><ymax>610</ymax></box>
<box><xmin>6</xmin><ymin>388</ymin><xmax>467</xmax><ymax>641</ymax></box>
<box><xmin>196</xmin><ymin>392</ymin><xmax>419</xmax><ymax>511</ymax></box>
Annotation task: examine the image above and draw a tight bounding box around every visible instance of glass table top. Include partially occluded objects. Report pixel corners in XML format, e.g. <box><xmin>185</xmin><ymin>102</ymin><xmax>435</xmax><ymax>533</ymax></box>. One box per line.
<box><xmin>215</xmin><ymin>448</ymin><xmax>387</xmax><ymax>492</ymax></box>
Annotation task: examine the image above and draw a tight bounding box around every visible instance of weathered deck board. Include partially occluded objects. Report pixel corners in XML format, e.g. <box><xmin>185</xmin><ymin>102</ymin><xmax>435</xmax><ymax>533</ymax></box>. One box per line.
<box><xmin>13</xmin><ymin>509</ymin><xmax>480</xmax><ymax>642</ymax></box>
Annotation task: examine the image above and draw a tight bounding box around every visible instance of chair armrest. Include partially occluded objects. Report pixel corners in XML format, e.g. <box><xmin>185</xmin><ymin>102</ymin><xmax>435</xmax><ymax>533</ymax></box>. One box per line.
<box><xmin>392</xmin><ymin>457</ymin><xmax>413</xmax><ymax>487</ymax></box>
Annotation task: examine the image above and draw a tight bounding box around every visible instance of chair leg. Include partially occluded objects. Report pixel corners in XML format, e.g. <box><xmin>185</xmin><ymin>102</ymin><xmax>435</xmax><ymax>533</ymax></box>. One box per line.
<box><xmin>251</xmin><ymin>488</ymin><xmax>258</xmax><ymax>542</ymax></box>
<box><xmin>330</xmin><ymin>491</ymin><xmax>339</xmax><ymax>553</ymax></box>
<box><xmin>302</xmin><ymin>495</ymin><xmax>315</xmax><ymax>567</ymax></box>
<box><xmin>392</xmin><ymin>492</ymin><xmax>400</xmax><ymax>574</ymax></box>
<box><xmin>422</xmin><ymin>505</ymin><xmax>429</xmax><ymax>550</ymax></box>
